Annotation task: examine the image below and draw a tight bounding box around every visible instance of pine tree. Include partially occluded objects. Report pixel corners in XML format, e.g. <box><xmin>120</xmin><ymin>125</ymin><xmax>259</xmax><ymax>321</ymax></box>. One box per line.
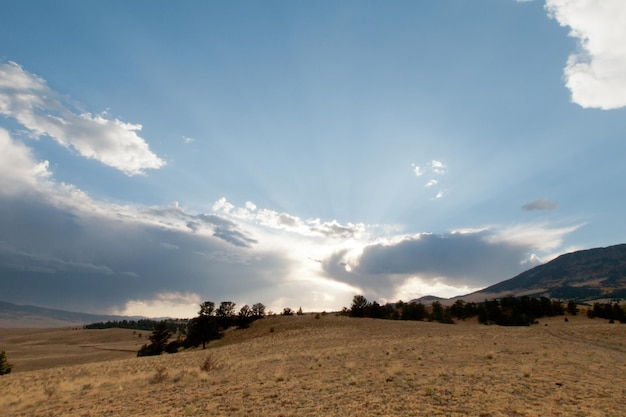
<box><xmin>1</xmin><ymin>350</ymin><xmax>13</xmax><ymax>375</ymax></box>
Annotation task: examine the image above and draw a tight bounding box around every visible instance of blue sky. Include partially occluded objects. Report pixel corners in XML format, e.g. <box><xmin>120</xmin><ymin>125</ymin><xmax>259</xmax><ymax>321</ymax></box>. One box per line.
<box><xmin>1</xmin><ymin>0</ymin><xmax>625</xmax><ymax>317</ymax></box>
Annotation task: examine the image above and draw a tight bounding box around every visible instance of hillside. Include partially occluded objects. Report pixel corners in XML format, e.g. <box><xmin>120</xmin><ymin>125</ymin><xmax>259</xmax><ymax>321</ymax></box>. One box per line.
<box><xmin>460</xmin><ymin>244</ymin><xmax>626</xmax><ymax>302</ymax></box>
<box><xmin>1</xmin><ymin>314</ymin><xmax>625</xmax><ymax>416</ymax></box>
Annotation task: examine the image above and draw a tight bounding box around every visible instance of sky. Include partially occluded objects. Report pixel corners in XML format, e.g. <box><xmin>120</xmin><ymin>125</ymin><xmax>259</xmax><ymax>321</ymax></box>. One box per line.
<box><xmin>1</xmin><ymin>0</ymin><xmax>625</xmax><ymax>318</ymax></box>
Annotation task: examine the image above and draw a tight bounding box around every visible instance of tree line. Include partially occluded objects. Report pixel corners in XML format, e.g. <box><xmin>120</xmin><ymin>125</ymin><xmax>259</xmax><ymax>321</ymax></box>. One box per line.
<box><xmin>85</xmin><ymin>318</ymin><xmax>185</xmax><ymax>334</ymax></box>
<box><xmin>344</xmin><ymin>295</ymin><xmax>600</xmax><ymax>326</ymax></box>
<box><xmin>345</xmin><ymin>295</ymin><xmax>454</xmax><ymax>324</ymax></box>
<box><xmin>137</xmin><ymin>301</ymin><xmax>266</xmax><ymax>356</ymax></box>
<box><xmin>586</xmin><ymin>302</ymin><xmax>626</xmax><ymax>323</ymax></box>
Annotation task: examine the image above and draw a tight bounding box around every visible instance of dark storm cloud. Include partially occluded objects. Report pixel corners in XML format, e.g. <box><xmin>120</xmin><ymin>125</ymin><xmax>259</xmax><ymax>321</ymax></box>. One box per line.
<box><xmin>0</xmin><ymin>193</ymin><xmax>285</xmax><ymax>314</ymax></box>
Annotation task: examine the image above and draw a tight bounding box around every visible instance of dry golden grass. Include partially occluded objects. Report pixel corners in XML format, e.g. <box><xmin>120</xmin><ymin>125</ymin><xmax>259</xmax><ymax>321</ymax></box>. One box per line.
<box><xmin>0</xmin><ymin>327</ymin><xmax>145</xmax><ymax>372</ymax></box>
<box><xmin>1</xmin><ymin>314</ymin><xmax>626</xmax><ymax>416</ymax></box>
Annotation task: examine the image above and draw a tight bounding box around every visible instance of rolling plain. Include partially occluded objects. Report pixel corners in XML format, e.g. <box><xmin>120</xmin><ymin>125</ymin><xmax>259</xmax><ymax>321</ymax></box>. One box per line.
<box><xmin>1</xmin><ymin>314</ymin><xmax>625</xmax><ymax>416</ymax></box>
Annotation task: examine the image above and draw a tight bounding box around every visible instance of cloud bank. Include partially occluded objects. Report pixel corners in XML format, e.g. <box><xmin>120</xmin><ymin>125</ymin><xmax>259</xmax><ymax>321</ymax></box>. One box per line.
<box><xmin>546</xmin><ymin>0</ymin><xmax>626</xmax><ymax>109</ymax></box>
<box><xmin>0</xmin><ymin>58</ymin><xmax>586</xmax><ymax>317</ymax></box>
<box><xmin>0</xmin><ymin>124</ymin><xmax>582</xmax><ymax>316</ymax></box>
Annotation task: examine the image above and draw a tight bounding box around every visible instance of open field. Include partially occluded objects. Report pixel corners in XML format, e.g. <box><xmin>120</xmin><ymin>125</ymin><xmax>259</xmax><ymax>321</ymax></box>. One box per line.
<box><xmin>0</xmin><ymin>327</ymin><xmax>145</xmax><ymax>372</ymax></box>
<box><xmin>1</xmin><ymin>314</ymin><xmax>626</xmax><ymax>416</ymax></box>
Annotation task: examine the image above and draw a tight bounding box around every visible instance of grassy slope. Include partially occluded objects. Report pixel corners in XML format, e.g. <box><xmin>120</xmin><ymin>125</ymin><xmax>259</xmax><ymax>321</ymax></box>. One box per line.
<box><xmin>1</xmin><ymin>314</ymin><xmax>626</xmax><ymax>416</ymax></box>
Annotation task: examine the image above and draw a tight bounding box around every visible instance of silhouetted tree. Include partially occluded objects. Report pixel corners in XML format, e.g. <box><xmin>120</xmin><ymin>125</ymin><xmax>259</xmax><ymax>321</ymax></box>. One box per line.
<box><xmin>368</xmin><ymin>301</ymin><xmax>387</xmax><ymax>319</ymax></box>
<box><xmin>401</xmin><ymin>302</ymin><xmax>427</xmax><ymax>321</ymax></box>
<box><xmin>238</xmin><ymin>304</ymin><xmax>253</xmax><ymax>328</ymax></box>
<box><xmin>464</xmin><ymin>302</ymin><xmax>478</xmax><ymax>318</ymax></box>
<box><xmin>567</xmin><ymin>300</ymin><xmax>579</xmax><ymax>315</ymax></box>
<box><xmin>282</xmin><ymin>307</ymin><xmax>294</xmax><ymax>316</ymax></box>
<box><xmin>552</xmin><ymin>300</ymin><xmax>565</xmax><ymax>316</ymax></box>
<box><xmin>137</xmin><ymin>321</ymin><xmax>172</xmax><ymax>356</ymax></box>
<box><xmin>449</xmin><ymin>300</ymin><xmax>466</xmax><ymax>319</ymax></box>
<box><xmin>185</xmin><ymin>302</ymin><xmax>221</xmax><ymax>349</ymax></box>
<box><xmin>216</xmin><ymin>301</ymin><xmax>236</xmax><ymax>328</ymax></box>
<box><xmin>349</xmin><ymin>295</ymin><xmax>370</xmax><ymax>317</ymax></box>
<box><xmin>429</xmin><ymin>301</ymin><xmax>453</xmax><ymax>324</ymax></box>
<box><xmin>199</xmin><ymin>301</ymin><xmax>216</xmax><ymax>316</ymax></box>
<box><xmin>478</xmin><ymin>299</ymin><xmax>501</xmax><ymax>324</ymax></box>
<box><xmin>252</xmin><ymin>303</ymin><xmax>266</xmax><ymax>319</ymax></box>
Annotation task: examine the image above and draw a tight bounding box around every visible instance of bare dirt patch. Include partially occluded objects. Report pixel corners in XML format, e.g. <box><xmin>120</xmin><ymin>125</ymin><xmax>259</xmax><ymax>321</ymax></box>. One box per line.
<box><xmin>1</xmin><ymin>315</ymin><xmax>625</xmax><ymax>416</ymax></box>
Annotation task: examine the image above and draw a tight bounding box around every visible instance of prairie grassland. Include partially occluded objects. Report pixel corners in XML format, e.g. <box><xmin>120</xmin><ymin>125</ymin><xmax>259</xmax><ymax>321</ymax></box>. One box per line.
<box><xmin>0</xmin><ymin>327</ymin><xmax>144</xmax><ymax>372</ymax></box>
<box><xmin>1</xmin><ymin>314</ymin><xmax>625</xmax><ymax>416</ymax></box>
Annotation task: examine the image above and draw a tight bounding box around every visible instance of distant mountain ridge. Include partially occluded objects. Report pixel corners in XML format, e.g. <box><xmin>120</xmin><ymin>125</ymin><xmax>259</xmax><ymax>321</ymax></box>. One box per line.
<box><xmin>0</xmin><ymin>300</ymin><xmax>145</xmax><ymax>328</ymax></box>
<box><xmin>462</xmin><ymin>243</ymin><xmax>626</xmax><ymax>302</ymax></box>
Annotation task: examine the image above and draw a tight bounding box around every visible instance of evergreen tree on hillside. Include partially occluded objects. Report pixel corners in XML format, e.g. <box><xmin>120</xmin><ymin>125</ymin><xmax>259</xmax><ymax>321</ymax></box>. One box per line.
<box><xmin>0</xmin><ymin>349</ymin><xmax>12</xmax><ymax>375</ymax></box>
<box><xmin>137</xmin><ymin>321</ymin><xmax>172</xmax><ymax>356</ymax></box>
<box><xmin>401</xmin><ymin>302</ymin><xmax>427</xmax><ymax>321</ymax></box>
<box><xmin>349</xmin><ymin>295</ymin><xmax>370</xmax><ymax>317</ymax></box>
<box><xmin>186</xmin><ymin>301</ymin><xmax>221</xmax><ymax>349</ymax></box>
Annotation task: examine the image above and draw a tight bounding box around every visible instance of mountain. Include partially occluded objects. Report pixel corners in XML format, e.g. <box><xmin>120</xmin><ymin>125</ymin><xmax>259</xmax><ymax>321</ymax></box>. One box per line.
<box><xmin>0</xmin><ymin>300</ymin><xmax>144</xmax><ymax>328</ymax></box>
<box><xmin>411</xmin><ymin>295</ymin><xmax>446</xmax><ymax>304</ymax></box>
<box><xmin>460</xmin><ymin>244</ymin><xmax>626</xmax><ymax>303</ymax></box>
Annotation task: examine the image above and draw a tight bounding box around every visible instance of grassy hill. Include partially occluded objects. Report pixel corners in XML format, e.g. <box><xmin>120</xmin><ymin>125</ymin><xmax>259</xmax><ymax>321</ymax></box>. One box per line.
<box><xmin>1</xmin><ymin>314</ymin><xmax>625</xmax><ymax>416</ymax></box>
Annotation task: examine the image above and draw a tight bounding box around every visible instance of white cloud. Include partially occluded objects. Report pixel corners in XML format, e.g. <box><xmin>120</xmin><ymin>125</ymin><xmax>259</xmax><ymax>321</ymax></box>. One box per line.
<box><xmin>111</xmin><ymin>292</ymin><xmax>202</xmax><ymax>318</ymax></box>
<box><xmin>0</xmin><ymin>128</ymin><xmax>52</xmax><ymax>194</ymax></box>
<box><xmin>0</xmin><ymin>61</ymin><xmax>165</xmax><ymax>174</ymax></box>
<box><xmin>212</xmin><ymin>197</ymin><xmax>234</xmax><ymax>213</ymax></box>
<box><xmin>425</xmin><ymin>179</ymin><xmax>438</xmax><ymax>188</ymax></box>
<box><xmin>412</xmin><ymin>160</ymin><xmax>447</xmax><ymax>198</ymax></box>
<box><xmin>182</xmin><ymin>136</ymin><xmax>194</xmax><ymax>144</ymax></box>
<box><xmin>430</xmin><ymin>160</ymin><xmax>446</xmax><ymax>174</ymax></box>
<box><xmin>546</xmin><ymin>0</ymin><xmax>626</xmax><ymax>109</ymax></box>
<box><xmin>485</xmin><ymin>222</ymin><xmax>583</xmax><ymax>252</ymax></box>
<box><xmin>214</xmin><ymin>197</ymin><xmax>367</xmax><ymax>240</ymax></box>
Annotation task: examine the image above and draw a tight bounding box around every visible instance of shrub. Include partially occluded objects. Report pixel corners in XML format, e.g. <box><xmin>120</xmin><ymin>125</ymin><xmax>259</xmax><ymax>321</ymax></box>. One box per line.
<box><xmin>150</xmin><ymin>366</ymin><xmax>169</xmax><ymax>383</ymax></box>
<box><xmin>165</xmin><ymin>340</ymin><xmax>182</xmax><ymax>354</ymax></box>
<box><xmin>0</xmin><ymin>350</ymin><xmax>12</xmax><ymax>375</ymax></box>
<box><xmin>200</xmin><ymin>354</ymin><xmax>220</xmax><ymax>372</ymax></box>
